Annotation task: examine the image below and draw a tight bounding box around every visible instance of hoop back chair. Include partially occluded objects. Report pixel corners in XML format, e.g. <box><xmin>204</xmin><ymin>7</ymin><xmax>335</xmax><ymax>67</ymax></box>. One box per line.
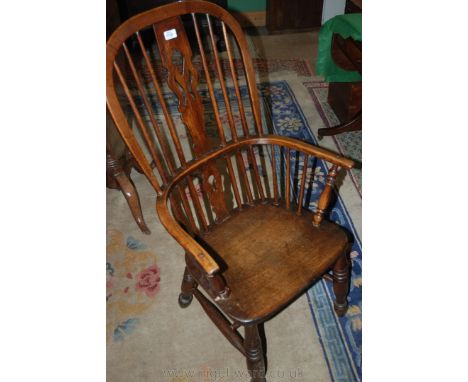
<box><xmin>106</xmin><ymin>1</ymin><xmax>355</xmax><ymax>380</ymax></box>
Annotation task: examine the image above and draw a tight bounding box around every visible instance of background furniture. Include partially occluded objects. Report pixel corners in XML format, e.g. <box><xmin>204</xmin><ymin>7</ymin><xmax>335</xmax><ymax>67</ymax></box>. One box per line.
<box><xmin>315</xmin><ymin>13</ymin><xmax>361</xmax><ymax>137</ymax></box>
<box><xmin>115</xmin><ymin>0</ymin><xmax>227</xmax><ymax>21</ymax></box>
<box><xmin>322</xmin><ymin>33</ymin><xmax>361</xmax><ymax>136</ymax></box>
<box><xmin>266</xmin><ymin>0</ymin><xmax>324</xmax><ymax>32</ymax></box>
<box><xmin>106</xmin><ymin>2</ymin><xmax>354</xmax><ymax>380</ymax></box>
<box><xmin>345</xmin><ymin>0</ymin><xmax>362</xmax><ymax>14</ymax></box>
<box><xmin>106</xmin><ymin>111</ymin><xmax>151</xmax><ymax>234</ymax></box>
<box><xmin>329</xmin><ymin>0</ymin><xmax>362</xmax><ymax>124</ymax></box>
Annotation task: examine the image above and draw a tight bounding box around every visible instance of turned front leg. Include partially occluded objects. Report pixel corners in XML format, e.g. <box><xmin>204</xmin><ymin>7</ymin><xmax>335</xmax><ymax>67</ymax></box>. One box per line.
<box><xmin>244</xmin><ymin>325</ymin><xmax>266</xmax><ymax>382</ymax></box>
<box><xmin>178</xmin><ymin>266</ymin><xmax>197</xmax><ymax>308</ymax></box>
<box><xmin>333</xmin><ymin>253</ymin><xmax>350</xmax><ymax>316</ymax></box>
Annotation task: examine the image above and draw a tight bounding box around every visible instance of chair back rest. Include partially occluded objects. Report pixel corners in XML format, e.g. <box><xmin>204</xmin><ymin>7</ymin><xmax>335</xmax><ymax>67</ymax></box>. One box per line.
<box><xmin>106</xmin><ymin>0</ymin><xmax>264</xmax><ymax>196</ymax></box>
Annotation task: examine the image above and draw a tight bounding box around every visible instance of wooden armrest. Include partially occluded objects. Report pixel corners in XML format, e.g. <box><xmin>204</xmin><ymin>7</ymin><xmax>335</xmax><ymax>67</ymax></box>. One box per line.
<box><xmin>254</xmin><ymin>135</ymin><xmax>355</xmax><ymax>170</ymax></box>
<box><xmin>156</xmin><ymin>197</ymin><xmax>220</xmax><ymax>275</ymax></box>
<box><xmin>164</xmin><ymin>136</ymin><xmax>354</xmax><ymax>183</ymax></box>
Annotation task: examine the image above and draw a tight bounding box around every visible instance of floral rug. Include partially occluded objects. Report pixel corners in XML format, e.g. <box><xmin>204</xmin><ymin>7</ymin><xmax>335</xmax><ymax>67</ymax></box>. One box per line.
<box><xmin>108</xmin><ymin>62</ymin><xmax>361</xmax><ymax>381</ymax></box>
<box><xmin>107</xmin><ymin>230</ymin><xmax>161</xmax><ymax>342</ymax></box>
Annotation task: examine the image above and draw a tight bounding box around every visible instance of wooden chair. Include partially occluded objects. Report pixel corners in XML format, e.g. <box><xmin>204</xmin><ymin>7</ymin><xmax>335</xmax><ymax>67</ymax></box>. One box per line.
<box><xmin>106</xmin><ymin>1</ymin><xmax>355</xmax><ymax>380</ymax></box>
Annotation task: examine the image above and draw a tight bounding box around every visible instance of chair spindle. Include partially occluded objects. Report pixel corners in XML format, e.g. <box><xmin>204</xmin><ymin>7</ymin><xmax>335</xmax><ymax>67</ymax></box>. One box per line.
<box><xmin>151</xmin><ymin>24</ymin><xmax>189</xmax><ymax>167</ymax></box>
<box><xmin>192</xmin><ymin>14</ymin><xmax>242</xmax><ymax>210</ymax></box>
<box><xmin>271</xmin><ymin>145</ymin><xmax>280</xmax><ymax>205</ymax></box>
<box><xmin>113</xmin><ymin>61</ymin><xmax>163</xmax><ymax>193</ymax></box>
<box><xmin>136</xmin><ymin>31</ymin><xmax>178</xmax><ymax>174</ymax></box>
<box><xmin>312</xmin><ymin>164</ymin><xmax>339</xmax><ymax>227</ymax></box>
<box><xmin>187</xmin><ymin>177</ymin><xmax>208</xmax><ymax>231</ymax></box>
<box><xmin>297</xmin><ymin>154</ymin><xmax>309</xmax><ymax>215</ymax></box>
<box><xmin>121</xmin><ymin>42</ymin><xmax>170</xmax><ymax>181</ymax></box>
<box><xmin>176</xmin><ymin>184</ymin><xmax>200</xmax><ymax>235</ymax></box>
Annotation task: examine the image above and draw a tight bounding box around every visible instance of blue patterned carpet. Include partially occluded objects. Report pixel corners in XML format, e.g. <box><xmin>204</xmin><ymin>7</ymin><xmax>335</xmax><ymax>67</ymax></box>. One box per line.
<box><xmin>259</xmin><ymin>81</ymin><xmax>362</xmax><ymax>382</ymax></box>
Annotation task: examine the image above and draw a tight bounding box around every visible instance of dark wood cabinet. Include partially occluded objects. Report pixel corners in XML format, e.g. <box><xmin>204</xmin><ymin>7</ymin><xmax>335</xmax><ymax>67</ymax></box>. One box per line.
<box><xmin>345</xmin><ymin>0</ymin><xmax>362</xmax><ymax>14</ymax></box>
<box><xmin>267</xmin><ymin>0</ymin><xmax>324</xmax><ymax>32</ymax></box>
<box><xmin>115</xmin><ymin>0</ymin><xmax>227</xmax><ymax>22</ymax></box>
<box><xmin>327</xmin><ymin>32</ymin><xmax>362</xmax><ymax>124</ymax></box>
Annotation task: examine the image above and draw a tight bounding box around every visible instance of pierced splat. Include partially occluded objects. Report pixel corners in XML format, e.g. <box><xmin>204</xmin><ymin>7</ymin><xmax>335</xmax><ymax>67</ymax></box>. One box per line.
<box><xmin>153</xmin><ymin>16</ymin><xmax>228</xmax><ymax>222</ymax></box>
<box><xmin>154</xmin><ymin>17</ymin><xmax>211</xmax><ymax>156</ymax></box>
<box><xmin>201</xmin><ymin>164</ymin><xmax>229</xmax><ymax>222</ymax></box>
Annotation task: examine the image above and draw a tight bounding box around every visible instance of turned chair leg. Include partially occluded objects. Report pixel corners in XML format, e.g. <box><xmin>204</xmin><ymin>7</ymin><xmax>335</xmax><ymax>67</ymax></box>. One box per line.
<box><xmin>178</xmin><ymin>266</ymin><xmax>197</xmax><ymax>308</ymax></box>
<box><xmin>244</xmin><ymin>325</ymin><xmax>266</xmax><ymax>382</ymax></box>
<box><xmin>333</xmin><ymin>252</ymin><xmax>350</xmax><ymax>316</ymax></box>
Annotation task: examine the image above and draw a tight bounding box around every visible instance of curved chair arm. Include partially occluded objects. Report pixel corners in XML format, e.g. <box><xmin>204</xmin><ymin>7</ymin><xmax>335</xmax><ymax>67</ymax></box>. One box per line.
<box><xmin>166</xmin><ymin>136</ymin><xmax>354</xmax><ymax>183</ymax></box>
<box><xmin>156</xmin><ymin>197</ymin><xmax>221</xmax><ymax>275</ymax></box>
<box><xmin>155</xmin><ymin>135</ymin><xmax>355</xmax><ymax>276</ymax></box>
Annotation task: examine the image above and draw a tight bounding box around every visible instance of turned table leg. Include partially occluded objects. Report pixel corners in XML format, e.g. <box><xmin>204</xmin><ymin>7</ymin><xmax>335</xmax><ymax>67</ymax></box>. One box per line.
<box><xmin>178</xmin><ymin>265</ymin><xmax>197</xmax><ymax>308</ymax></box>
<box><xmin>244</xmin><ymin>325</ymin><xmax>266</xmax><ymax>382</ymax></box>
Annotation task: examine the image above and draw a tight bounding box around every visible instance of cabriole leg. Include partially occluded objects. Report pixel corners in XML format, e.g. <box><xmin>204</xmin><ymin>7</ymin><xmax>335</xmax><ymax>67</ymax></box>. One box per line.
<box><xmin>178</xmin><ymin>266</ymin><xmax>197</xmax><ymax>308</ymax></box>
<box><xmin>333</xmin><ymin>252</ymin><xmax>350</xmax><ymax>316</ymax></box>
<box><xmin>114</xmin><ymin>171</ymin><xmax>151</xmax><ymax>235</ymax></box>
<box><xmin>244</xmin><ymin>324</ymin><xmax>266</xmax><ymax>382</ymax></box>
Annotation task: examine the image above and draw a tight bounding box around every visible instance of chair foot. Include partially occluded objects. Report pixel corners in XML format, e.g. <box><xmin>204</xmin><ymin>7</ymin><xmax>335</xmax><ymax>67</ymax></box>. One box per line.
<box><xmin>178</xmin><ymin>292</ymin><xmax>193</xmax><ymax>308</ymax></box>
<box><xmin>178</xmin><ymin>266</ymin><xmax>197</xmax><ymax>309</ymax></box>
<box><xmin>333</xmin><ymin>253</ymin><xmax>350</xmax><ymax>317</ymax></box>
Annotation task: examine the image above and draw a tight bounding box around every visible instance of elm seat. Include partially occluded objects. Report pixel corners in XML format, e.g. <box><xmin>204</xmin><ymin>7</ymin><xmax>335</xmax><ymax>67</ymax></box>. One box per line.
<box><xmin>195</xmin><ymin>203</ymin><xmax>349</xmax><ymax>324</ymax></box>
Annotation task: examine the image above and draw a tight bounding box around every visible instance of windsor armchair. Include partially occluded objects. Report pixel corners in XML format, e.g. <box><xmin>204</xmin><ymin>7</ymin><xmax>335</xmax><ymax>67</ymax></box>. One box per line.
<box><xmin>106</xmin><ymin>1</ymin><xmax>355</xmax><ymax>381</ymax></box>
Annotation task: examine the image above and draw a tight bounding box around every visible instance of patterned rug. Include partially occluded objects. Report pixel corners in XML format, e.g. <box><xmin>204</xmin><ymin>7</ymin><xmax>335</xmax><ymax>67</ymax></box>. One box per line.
<box><xmin>108</xmin><ymin>61</ymin><xmax>361</xmax><ymax>381</ymax></box>
<box><xmin>302</xmin><ymin>81</ymin><xmax>362</xmax><ymax>196</ymax></box>
<box><xmin>107</xmin><ymin>230</ymin><xmax>161</xmax><ymax>342</ymax></box>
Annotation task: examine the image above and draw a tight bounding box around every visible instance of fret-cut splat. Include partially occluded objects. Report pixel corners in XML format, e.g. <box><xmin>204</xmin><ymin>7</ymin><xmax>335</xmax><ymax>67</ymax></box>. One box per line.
<box><xmin>154</xmin><ymin>17</ymin><xmax>210</xmax><ymax>156</ymax></box>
